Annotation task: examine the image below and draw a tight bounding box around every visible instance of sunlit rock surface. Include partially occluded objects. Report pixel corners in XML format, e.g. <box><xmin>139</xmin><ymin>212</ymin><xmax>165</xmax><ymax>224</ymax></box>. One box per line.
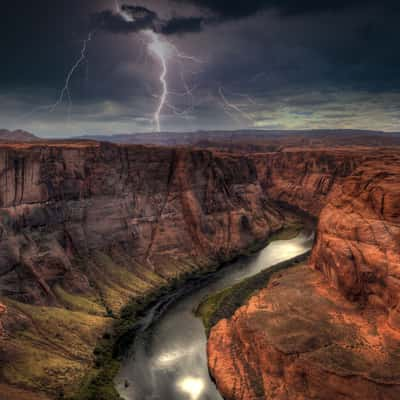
<box><xmin>311</xmin><ymin>157</ymin><xmax>400</xmax><ymax>324</ymax></box>
<box><xmin>208</xmin><ymin>147</ymin><xmax>400</xmax><ymax>400</ymax></box>
<box><xmin>208</xmin><ymin>264</ymin><xmax>400</xmax><ymax>400</ymax></box>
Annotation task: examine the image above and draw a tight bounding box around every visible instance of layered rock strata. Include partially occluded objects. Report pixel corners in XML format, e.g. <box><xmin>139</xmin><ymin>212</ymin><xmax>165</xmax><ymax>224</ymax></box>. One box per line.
<box><xmin>0</xmin><ymin>142</ymin><xmax>289</xmax><ymax>398</ymax></box>
<box><xmin>0</xmin><ymin>141</ymin><xmax>398</xmax><ymax>399</ymax></box>
<box><xmin>208</xmin><ymin>147</ymin><xmax>400</xmax><ymax>400</ymax></box>
<box><xmin>209</xmin><ymin>265</ymin><xmax>400</xmax><ymax>400</ymax></box>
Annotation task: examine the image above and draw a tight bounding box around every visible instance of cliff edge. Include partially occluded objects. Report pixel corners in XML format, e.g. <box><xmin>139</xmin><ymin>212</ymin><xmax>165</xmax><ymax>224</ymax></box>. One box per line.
<box><xmin>208</xmin><ymin>147</ymin><xmax>400</xmax><ymax>400</ymax></box>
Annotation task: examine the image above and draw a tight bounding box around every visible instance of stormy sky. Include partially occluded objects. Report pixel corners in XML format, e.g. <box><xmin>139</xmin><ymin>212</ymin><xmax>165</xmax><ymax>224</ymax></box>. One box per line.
<box><xmin>1</xmin><ymin>0</ymin><xmax>400</xmax><ymax>137</ymax></box>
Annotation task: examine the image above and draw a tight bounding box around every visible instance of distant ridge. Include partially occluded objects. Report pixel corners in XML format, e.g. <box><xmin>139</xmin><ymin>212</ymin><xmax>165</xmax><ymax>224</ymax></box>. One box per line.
<box><xmin>78</xmin><ymin>129</ymin><xmax>400</xmax><ymax>148</ymax></box>
<box><xmin>0</xmin><ymin>129</ymin><xmax>38</xmax><ymax>142</ymax></box>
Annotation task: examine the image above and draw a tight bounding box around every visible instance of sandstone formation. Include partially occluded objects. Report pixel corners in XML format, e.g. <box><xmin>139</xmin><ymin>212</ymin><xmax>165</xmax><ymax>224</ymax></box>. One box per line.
<box><xmin>0</xmin><ymin>302</ymin><xmax>6</xmax><ymax>337</ymax></box>
<box><xmin>0</xmin><ymin>141</ymin><xmax>288</xmax><ymax>398</ymax></box>
<box><xmin>0</xmin><ymin>142</ymin><xmax>287</xmax><ymax>307</ymax></box>
<box><xmin>0</xmin><ymin>138</ymin><xmax>399</xmax><ymax>399</ymax></box>
<box><xmin>311</xmin><ymin>158</ymin><xmax>400</xmax><ymax>326</ymax></box>
<box><xmin>207</xmin><ymin>147</ymin><xmax>400</xmax><ymax>399</ymax></box>
<box><xmin>208</xmin><ymin>265</ymin><xmax>400</xmax><ymax>400</ymax></box>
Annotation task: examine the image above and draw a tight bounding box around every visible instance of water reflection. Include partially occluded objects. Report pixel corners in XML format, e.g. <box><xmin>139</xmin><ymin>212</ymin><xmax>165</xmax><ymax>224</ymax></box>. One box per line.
<box><xmin>155</xmin><ymin>345</ymin><xmax>198</xmax><ymax>366</ymax></box>
<box><xmin>116</xmin><ymin>231</ymin><xmax>314</xmax><ymax>400</ymax></box>
<box><xmin>177</xmin><ymin>377</ymin><xmax>205</xmax><ymax>399</ymax></box>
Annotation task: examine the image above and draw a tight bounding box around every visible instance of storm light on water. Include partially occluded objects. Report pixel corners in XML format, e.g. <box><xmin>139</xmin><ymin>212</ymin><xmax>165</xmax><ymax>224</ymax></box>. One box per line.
<box><xmin>176</xmin><ymin>376</ymin><xmax>205</xmax><ymax>399</ymax></box>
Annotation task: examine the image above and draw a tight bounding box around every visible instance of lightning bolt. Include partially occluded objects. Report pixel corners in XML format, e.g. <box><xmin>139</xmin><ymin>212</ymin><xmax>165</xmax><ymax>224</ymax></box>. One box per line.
<box><xmin>21</xmin><ymin>32</ymin><xmax>92</xmax><ymax>121</ymax></box>
<box><xmin>144</xmin><ymin>30</ymin><xmax>168</xmax><ymax>132</ymax></box>
<box><xmin>219</xmin><ymin>87</ymin><xmax>254</xmax><ymax>123</ymax></box>
<box><xmin>50</xmin><ymin>32</ymin><xmax>92</xmax><ymax>115</ymax></box>
<box><xmin>114</xmin><ymin>0</ymin><xmax>202</xmax><ymax>132</ymax></box>
<box><xmin>143</xmin><ymin>31</ymin><xmax>203</xmax><ymax>132</ymax></box>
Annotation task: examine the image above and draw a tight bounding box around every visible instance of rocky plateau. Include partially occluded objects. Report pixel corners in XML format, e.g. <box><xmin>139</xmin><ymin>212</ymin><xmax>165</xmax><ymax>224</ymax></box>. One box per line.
<box><xmin>0</xmin><ymin>134</ymin><xmax>399</xmax><ymax>399</ymax></box>
<box><xmin>208</xmin><ymin>141</ymin><xmax>400</xmax><ymax>399</ymax></box>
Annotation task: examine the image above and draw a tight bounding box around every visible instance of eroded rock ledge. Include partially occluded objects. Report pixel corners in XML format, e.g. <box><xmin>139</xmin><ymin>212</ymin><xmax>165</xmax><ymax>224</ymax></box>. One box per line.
<box><xmin>209</xmin><ymin>265</ymin><xmax>400</xmax><ymax>400</ymax></box>
<box><xmin>0</xmin><ymin>141</ymin><xmax>399</xmax><ymax>399</ymax></box>
<box><xmin>208</xmin><ymin>148</ymin><xmax>400</xmax><ymax>399</ymax></box>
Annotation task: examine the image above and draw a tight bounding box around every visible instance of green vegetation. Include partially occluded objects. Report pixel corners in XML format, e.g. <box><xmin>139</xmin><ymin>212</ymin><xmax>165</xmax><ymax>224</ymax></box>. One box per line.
<box><xmin>87</xmin><ymin>251</ymin><xmax>167</xmax><ymax>314</ymax></box>
<box><xmin>2</xmin><ymin>299</ymin><xmax>111</xmax><ymax>398</ymax></box>
<box><xmin>72</xmin><ymin>224</ymin><xmax>307</xmax><ymax>399</ymax></box>
<box><xmin>68</xmin><ymin>291</ymin><xmax>155</xmax><ymax>400</ymax></box>
<box><xmin>53</xmin><ymin>285</ymin><xmax>106</xmax><ymax>316</ymax></box>
<box><xmin>196</xmin><ymin>256</ymin><xmax>309</xmax><ymax>335</ymax></box>
<box><xmin>68</xmin><ymin>274</ymin><xmax>192</xmax><ymax>400</ymax></box>
<box><xmin>196</xmin><ymin>226</ymin><xmax>308</xmax><ymax>335</ymax></box>
<box><xmin>56</xmin><ymin>224</ymin><xmax>305</xmax><ymax>399</ymax></box>
<box><xmin>267</xmin><ymin>223</ymin><xmax>304</xmax><ymax>242</ymax></box>
<box><xmin>69</xmin><ymin>345</ymin><xmax>121</xmax><ymax>400</ymax></box>
<box><xmin>0</xmin><ymin>223</ymin><xmax>309</xmax><ymax>400</ymax></box>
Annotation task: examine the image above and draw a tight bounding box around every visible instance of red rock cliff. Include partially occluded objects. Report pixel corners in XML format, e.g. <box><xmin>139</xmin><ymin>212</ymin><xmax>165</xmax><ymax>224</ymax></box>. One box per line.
<box><xmin>0</xmin><ymin>141</ymin><xmax>292</xmax><ymax>398</ymax></box>
<box><xmin>310</xmin><ymin>156</ymin><xmax>400</xmax><ymax>326</ymax></box>
<box><xmin>208</xmin><ymin>147</ymin><xmax>400</xmax><ymax>400</ymax></box>
<box><xmin>0</xmin><ymin>143</ymin><xmax>286</xmax><ymax>306</ymax></box>
<box><xmin>1</xmin><ymin>141</ymin><xmax>398</xmax><ymax>399</ymax></box>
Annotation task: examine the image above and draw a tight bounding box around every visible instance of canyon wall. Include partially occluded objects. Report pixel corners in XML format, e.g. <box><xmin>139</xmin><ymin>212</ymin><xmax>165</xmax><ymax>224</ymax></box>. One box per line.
<box><xmin>310</xmin><ymin>156</ymin><xmax>400</xmax><ymax>327</ymax></box>
<box><xmin>0</xmin><ymin>140</ymin><xmax>399</xmax><ymax>399</ymax></box>
<box><xmin>256</xmin><ymin>147</ymin><xmax>400</xmax><ymax>318</ymax></box>
<box><xmin>0</xmin><ymin>142</ymin><xmax>290</xmax><ymax>398</ymax></box>
<box><xmin>0</xmin><ymin>143</ymin><xmax>285</xmax><ymax>307</ymax></box>
<box><xmin>0</xmin><ymin>143</ymin><xmax>364</xmax><ymax>310</ymax></box>
<box><xmin>208</xmin><ymin>147</ymin><xmax>400</xmax><ymax>400</ymax></box>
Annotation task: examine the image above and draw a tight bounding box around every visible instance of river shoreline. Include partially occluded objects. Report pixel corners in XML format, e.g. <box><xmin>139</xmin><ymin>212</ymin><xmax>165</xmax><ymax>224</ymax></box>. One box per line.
<box><xmin>116</xmin><ymin>226</ymin><xmax>314</xmax><ymax>400</ymax></box>
<box><xmin>70</xmin><ymin>222</ymin><xmax>310</xmax><ymax>400</ymax></box>
<box><xmin>196</xmin><ymin>250</ymin><xmax>311</xmax><ymax>335</ymax></box>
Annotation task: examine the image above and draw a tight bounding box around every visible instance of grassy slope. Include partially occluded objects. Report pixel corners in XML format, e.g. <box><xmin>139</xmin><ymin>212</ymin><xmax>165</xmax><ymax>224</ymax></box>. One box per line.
<box><xmin>0</xmin><ymin>250</ymin><xmax>169</xmax><ymax>400</ymax></box>
<box><xmin>1</xmin><ymin>224</ymin><xmax>306</xmax><ymax>400</ymax></box>
<box><xmin>1</xmin><ymin>299</ymin><xmax>111</xmax><ymax>399</ymax></box>
<box><xmin>68</xmin><ymin>227</ymin><xmax>306</xmax><ymax>400</ymax></box>
<box><xmin>69</xmin><ymin>257</ymin><xmax>219</xmax><ymax>400</ymax></box>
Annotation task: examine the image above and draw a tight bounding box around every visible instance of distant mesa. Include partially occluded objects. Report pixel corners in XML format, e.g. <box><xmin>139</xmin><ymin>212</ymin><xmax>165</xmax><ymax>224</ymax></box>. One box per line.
<box><xmin>0</xmin><ymin>129</ymin><xmax>38</xmax><ymax>142</ymax></box>
<box><xmin>2</xmin><ymin>128</ymin><xmax>400</xmax><ymax>148</ymax></box>
<box><xmin>78</xmin><ymin>129</ymin><xmax>400</xmax><ymax>149</ymax></box>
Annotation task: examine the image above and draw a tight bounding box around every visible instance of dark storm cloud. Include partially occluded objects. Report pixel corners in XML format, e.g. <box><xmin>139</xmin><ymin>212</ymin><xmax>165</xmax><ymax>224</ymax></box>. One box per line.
<box><xmin>92</xmin><ymin>4</ymin><xmax>205</xmax><ymax>36</ymax></box>
<box><xmin>122</xmin><ymin>4</ymin><xmax>157</xmax><ymax>20</ymax></box>
<box><xmin>2</xmin><ymin>0</ymin><xmax>400</xmax><ymax>136</ymax></box>
<box><xmin>92</xmin><ymin>5</ymin><xmax>157</xmax><ymax>34</ymax></box>
<box><xmin>161</xmin><ymin>17</ymin><xmax>204</xmax><ymax>35</ymax></box>
<box><xmin>0</xmin><ymin>0</ymin><xmax>93</xmax><ymax>89</ymax></box>
<box><xmin>177</xmin><ymin>0</ymin><xmax>399</xmax><ymax>18</ymax></box>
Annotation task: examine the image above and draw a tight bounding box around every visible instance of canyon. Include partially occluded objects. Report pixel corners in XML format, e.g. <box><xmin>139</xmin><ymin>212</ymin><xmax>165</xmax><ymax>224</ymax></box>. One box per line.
<box><xmin>0</xmin><ymin>133</ymin><xmax>399</xmax><ymax>399</ymax></box>
<box><xmin>208</xmin><ymin>145</ymin><xmax>400</xmax><ymax>399</ymax></box>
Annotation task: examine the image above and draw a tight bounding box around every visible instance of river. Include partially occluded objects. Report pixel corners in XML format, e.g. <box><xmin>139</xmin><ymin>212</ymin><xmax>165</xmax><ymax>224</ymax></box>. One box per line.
<box><xmin>115</xmin><ymin>230</ymin><xmax>314</xmax><ymax>400</ymax></box>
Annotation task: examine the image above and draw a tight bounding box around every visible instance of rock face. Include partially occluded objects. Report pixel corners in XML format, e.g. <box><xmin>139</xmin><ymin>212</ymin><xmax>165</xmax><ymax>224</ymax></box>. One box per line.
<box><xmin>0</xmin><ymin>141</ymin><xmax>291</xmax><ymax>398</ymax></box>
<box><xmin>311</xmin><ymin>156</ymin><xmax>400</xmax><ymax>326</ymax></box>
<box><xmin>0</xmin><ymin>303</ymin><xmax>5</xmax><ymax>337</ymax></box>
<box><xmin>0</xmin><ymin>143</ymin><xmax>367</xmax><ymax>308</ymax></box>
<box><xmin>0</xmin><ymin>142</ymin><xmax>285</xmax><ymax>307</ymax></box>
<box><xmin>208</xmin><ymin>147</ymin><xmax>400</xmax><ymax>400</ymax></box>
<box><xmin>0</xmin><ymin>139</ymin><xmax>399</xmax><ymax>399</ymax></box>
<box><xmin>208</xmin><ymin>265</ymin><xmax>400</xmax><ymax>400</ymax></box>
<box><xmin>254</xmin><ymin>148</ymin><xmax>360</xmax><ymax>216</ymax></box>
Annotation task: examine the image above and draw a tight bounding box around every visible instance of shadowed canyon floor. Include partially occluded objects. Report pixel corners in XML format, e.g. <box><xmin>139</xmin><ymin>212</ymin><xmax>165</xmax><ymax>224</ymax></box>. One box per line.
<box><xmin>0</xmin><ymin>133</ymin><xmax>399</xmax><ymax>399</ymax></box>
